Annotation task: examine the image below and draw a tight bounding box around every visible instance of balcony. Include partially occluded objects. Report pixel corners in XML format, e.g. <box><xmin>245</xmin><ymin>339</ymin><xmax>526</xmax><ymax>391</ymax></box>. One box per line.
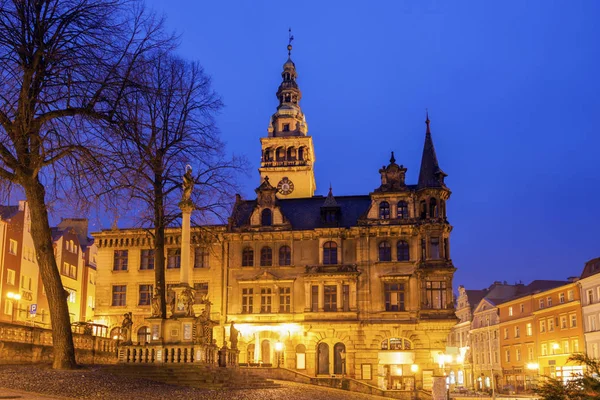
<box><xmin>261</xmin><ymin>160</ymin><xmax>309</xmax><ymax>168</ymax></box>
<box><xmin>305</xmin><ymin>264</ymin><xmax>359</xmax><ymax>275</ymax></box>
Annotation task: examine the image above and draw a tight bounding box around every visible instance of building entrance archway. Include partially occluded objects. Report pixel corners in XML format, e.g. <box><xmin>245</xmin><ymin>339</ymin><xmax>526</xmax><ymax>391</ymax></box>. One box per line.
<box><xmin>261</xmin><ymin>339</ymin><xmax>271</xmax><ymax>364</ymax></box>
<box><xmin>334</xmin><ymin>342</ymin><xmax>346</xmax><ymax>374</ymax></box>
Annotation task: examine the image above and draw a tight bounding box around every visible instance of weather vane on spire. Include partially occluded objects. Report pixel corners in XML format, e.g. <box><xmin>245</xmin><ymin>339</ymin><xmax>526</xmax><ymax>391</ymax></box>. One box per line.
<box><xmin>288</xmin><ymin>28</ymin><xmax>294</xmax><ymax>57</ymax></box>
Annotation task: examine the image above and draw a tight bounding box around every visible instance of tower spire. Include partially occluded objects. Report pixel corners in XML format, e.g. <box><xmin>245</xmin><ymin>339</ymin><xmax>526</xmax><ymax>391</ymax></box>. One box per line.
<box><xmin>288</xmin><ymin>28</ymin><xmax>294</xmax><ymax>58</ymax></box>
<box><xmin>418</xmin><ymin>112</ymin><xmax>447</xmax><ymax>189</ymax></box>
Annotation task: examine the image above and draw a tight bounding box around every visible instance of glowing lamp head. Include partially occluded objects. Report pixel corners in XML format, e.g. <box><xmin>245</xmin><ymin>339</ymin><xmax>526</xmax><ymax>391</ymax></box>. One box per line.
<box><xmin>7</xmin><ymin>292</ymin><xmax>20</xmax><ymax>300</ymax></box>
<box><xmin>274</xmin><ymin>342</ymin><xmax>284</xmax><ymax>352</ymax></box>
<box><xmin>552</xmin><ymin>343</ymin><xmax>560</xmax><ymax>350</ymax></box>
<box><xmin>411</xmin><ymin>364</ymin><xmax>419</xmax><ymax>373</ymax></box>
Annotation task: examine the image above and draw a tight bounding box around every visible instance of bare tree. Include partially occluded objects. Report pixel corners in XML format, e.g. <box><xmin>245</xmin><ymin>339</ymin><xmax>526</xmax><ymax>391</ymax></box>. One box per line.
<box><xmin>107</xmin><ymin>50</ymin><xmax>243</xmax><ymax>318</ymax></box>
<box><xmin>0</xmin><ymin>0</ymin><xmax>169</xmax><ymax>369</ymax></box>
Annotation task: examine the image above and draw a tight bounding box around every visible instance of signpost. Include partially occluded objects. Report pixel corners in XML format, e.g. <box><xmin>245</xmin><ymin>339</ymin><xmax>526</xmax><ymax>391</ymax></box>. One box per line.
<box><xmin>30</xmin><ymin>303</ymin><xmax>37</xmax><ymax>316</ymax></box>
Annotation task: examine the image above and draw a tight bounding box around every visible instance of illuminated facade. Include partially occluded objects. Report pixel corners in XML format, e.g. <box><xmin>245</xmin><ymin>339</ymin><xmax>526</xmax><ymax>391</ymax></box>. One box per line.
<box><xmin>579</xmin><ymin>257</ymin><xmax>600</xmax><ymax>359</ymax></box>
<box><xmin>92</xmin><ymin>45</ymin><xmax>457</xmax><ymax>391</ymax></box>
<box><xmin>0</xmin><ymin>202</ymin><xmax>96</xmax><ymax>325</ymax></box>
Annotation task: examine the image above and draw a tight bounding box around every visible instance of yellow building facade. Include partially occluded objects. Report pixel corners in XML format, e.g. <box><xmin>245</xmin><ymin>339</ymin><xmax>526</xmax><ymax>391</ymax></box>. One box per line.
<box><xmin>92</xmin><ymin>46</ymin><xmax>457</xmax><ymax>392</ymax></box>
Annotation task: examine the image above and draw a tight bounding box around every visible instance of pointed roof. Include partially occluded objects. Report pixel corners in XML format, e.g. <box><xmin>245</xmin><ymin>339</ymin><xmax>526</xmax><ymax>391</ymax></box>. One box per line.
<box><xmin>322</xmin><ymin>186</ymin><xmax>338</xmax><ymax>208</ymax></box>
<box><xmin>418</xmin><ymin>113</ymin><xmax>447</xmax><ymax>189</ymax></box>
<box><xmin>255</xmin><ymin>176</ymin><xmax>276</xmax><ymax>193</ymax></box>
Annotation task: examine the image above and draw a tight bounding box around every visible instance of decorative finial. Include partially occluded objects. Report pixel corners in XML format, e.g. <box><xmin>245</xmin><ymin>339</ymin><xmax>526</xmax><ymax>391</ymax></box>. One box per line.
<box><xmin>328</xmin><ymin>183</ymin><xmax>333</xmax><ymax>196</ymax></box>
<box><xmin>390</xmin><ymin>151</ymin><xmax>396</xmax><ymax>164</ymax></box>
<box><xmin>287</xmin><ymin>28</ymin><xmax>294</xmax><ymax>57</ymax></box>
<box><xmin>425</xmin><ymin>109</ymin><xmax>431</xmax><ymax>134</ymax></box>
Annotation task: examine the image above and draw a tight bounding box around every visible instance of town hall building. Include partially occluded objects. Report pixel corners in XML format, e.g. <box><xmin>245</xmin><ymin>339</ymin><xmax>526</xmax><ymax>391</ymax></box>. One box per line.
<box><xmin>92</xmin><ymin>42</ymin><xmax>457</xmax><ymax>392</ymax></box>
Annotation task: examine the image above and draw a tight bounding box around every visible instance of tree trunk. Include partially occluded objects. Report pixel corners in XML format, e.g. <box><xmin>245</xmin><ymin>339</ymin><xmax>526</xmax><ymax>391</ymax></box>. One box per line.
<box><xmin>153</xmin><ymin>172</ymin><xmax>166</xmax><ymax>318</ymax></box>
<box><xmin>23</xmin><ymin>177</ymin><xmax>77</xmax><ymax>369</ymax></box>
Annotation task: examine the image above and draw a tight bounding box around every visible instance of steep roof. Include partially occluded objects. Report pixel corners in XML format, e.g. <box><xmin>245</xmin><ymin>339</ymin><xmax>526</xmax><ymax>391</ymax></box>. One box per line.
<box><xmin>580</xmin><ymin>257</ymin><xmax>600</xmax><ymax>280</ymax></box>
<box><xmin>417</xmin><ymin>115</ymin><xmax>447</xmax><ymax>189</ymax></box>
<box><xmin>230</xmin><ymin>195</ymin><xmax>371</xmax><ymax>230</ymax></box>
<box><xmin>0</xmin><ymin>205</ymin><xmax>19</xmax><ymax>220</ymax></box>
<box><xmin>465</xmin><ymin>289</ymin><xmax>487</xmax><ymax>309</ymax></box>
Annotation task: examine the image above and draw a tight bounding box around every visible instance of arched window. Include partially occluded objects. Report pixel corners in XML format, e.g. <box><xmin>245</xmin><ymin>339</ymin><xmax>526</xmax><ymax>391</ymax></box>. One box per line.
<box><xmin>110</xmin><ymin>327</ymin><xmax>122</xmax><ymax>340</ymax></box>
<box><xmin>264</xmin><ymin>148</ymin><xmax>273</xmax><ymax>162</ymax></box>
<box><xmin>260</xmin><ymin>246</ymin><xmax>272</xmax><ymax>267</ymax></box>
<box><xmin>381</xmin><ymin>337</ymin><xmax>413</xmax><ymax>350</ymax></box>
<box><xmin>295</xmin><ymin>344</ymin><xmax>306</xmax><ymax>369</ymax></box>
<box><xmin>323</xmin><ymin>241</ymin><xmax>338</xmax><ymax>265</ymax></box>
<box><xmin>261</xmin><ymin>209</ymin><xmax>272</xmax><ymax>226</ymax></box>
<box><xmin>279</xmin><ymin>245</ymin><xmax>291</xmax><ymax>266</ymax></box>
<box><xmin>276</xmin><ymin>147</ymin><xmax>285</xmax><ymax>161</ymax></box>
<box><xmin>440</xmin><ymin>199</ymin><xmax>446</xmax><ymax>218</ymax></box>
<box><xmin>397</xmin><ymin>201</ymin><xmax>409</xmax><ymax>219</ymax></box>
<box><xmin>242</xmin><ymin>247</ymin><xmax>254</xmax><ymax>267</ymax></box>
<box><xmin>420</xmin><ymin>200</ymin><xmax>427</xmax><ymax>219</ymax></box>
<box><xmin>247</xmin><ymin>344</ymin><xmax>255</xmax><ymax>363</ymax></box>
<box><xmin>379</xmin><ymin>241</ymin><xmax>391</xmax><ymax>261</ymax></box>
<box><xmin>298</xmin><ymin>147</ymin><xmax>304</xmax><ymax>161</ymax></box>
<box><xmin>397</xmin><ymin>241</ymin><xmax>410</xmax><ymax>261</ymax></box>
<box><xmin>287</xmin><ymin>147</ymin><xmax>297</xmax><ymax>161</ymax></box>
<box><xmin>137</xmin><ymin>326</ymin><xmax>151</xmax><ymax>345</ymax></box>
<box><xmin>379</xmin><ymin>201</ymin><xmax>390</xmax><ymax>219</ymax></box>
<box><xmin>429</xmin><ymin>198</ymin><xmax>438</xmax><ymax>218</ymax></box>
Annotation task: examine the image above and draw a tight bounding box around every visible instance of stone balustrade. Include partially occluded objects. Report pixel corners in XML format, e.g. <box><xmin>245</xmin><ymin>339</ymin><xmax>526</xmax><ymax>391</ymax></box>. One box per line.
<box><xmin>118</xmin><ymin>343</ymin><xmax>221</xmax><ymax>365</ymax></box>
<box><xmin>0</xmin><ymin>321</ymin><xmax>117</xmax><ymax>364</ymax></box>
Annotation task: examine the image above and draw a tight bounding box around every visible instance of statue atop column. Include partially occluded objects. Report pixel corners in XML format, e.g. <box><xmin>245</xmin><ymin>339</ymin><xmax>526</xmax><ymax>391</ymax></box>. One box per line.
<box><xmin>181</xmin><ymin>165</ymin><xmax>194</xmax><ymax>204</ymax></box>
<box><xmin>181</xmin><ymin>287</ymin><xmax>195</xmax><ymax>317</ymax></box>
<box><xmin>151</xmin><ymin>288</ymin><xmax>161</xmax><ymax>317</ymax></box>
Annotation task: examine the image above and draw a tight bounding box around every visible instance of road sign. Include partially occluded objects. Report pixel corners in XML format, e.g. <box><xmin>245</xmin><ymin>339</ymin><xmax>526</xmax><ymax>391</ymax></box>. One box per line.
<box><xmin>30</xmin><ymin>304</ymin><xmax>37</xmax><ymax>316</ymax></box>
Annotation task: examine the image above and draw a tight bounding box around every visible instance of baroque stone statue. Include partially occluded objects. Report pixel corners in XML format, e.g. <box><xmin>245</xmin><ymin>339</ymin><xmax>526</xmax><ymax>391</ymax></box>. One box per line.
<box><xmin>181</xmin><ymin>287</ymin><xmax>195</xmax><ymax>317</ymax></box>
<box><xmin>229</xmin><ymin>321</ymin><xmax>239</xmax><ymax>350</ymax></box>
<box><xmin>121</xmin><ymin>312</ymin><xmax>133</xmax><ymax>345</ymax></box>
<box><xmin>182</xmin><ymin>165</ymin><xmax>194</xmax><ymax>203</ymax></box>
<box><xmin>151</xmin><ymin>288</ymin><xmax>161</xmax><ymax>317</ymax></box>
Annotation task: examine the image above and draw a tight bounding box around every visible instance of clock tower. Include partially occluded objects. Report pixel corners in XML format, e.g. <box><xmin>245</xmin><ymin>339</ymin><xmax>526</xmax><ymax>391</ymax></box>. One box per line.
<box><xmin>258</xmin><ymin>34</ymin><xmax>316</xmax><ymax>199</ymax></box>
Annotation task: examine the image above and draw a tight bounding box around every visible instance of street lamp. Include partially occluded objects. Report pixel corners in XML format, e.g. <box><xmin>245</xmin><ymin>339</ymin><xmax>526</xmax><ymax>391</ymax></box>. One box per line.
<box><xmin>6</xmin><ymin>292</ymin><xmax>21</xmax><ymax>323</ymax></box>
<box><xmin>274</xmin><ymin>341</ymin><xmax>283</xmax><ymax>368</ymax></box>
<box><xmin>411</xmin><ymin>364</ymin><xmax>419</xmax><ymax>400</ymax></box>
<box><xmin>526</xmin><ymin>362</ymin><xmax>540</xmax><ymax>390</ymax></box>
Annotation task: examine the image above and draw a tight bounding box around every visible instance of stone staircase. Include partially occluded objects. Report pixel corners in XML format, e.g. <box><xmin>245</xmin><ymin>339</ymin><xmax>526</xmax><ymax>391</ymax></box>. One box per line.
<box><xmin>104</xmin><ymin>364</ymin><xmax>282</xmax><ymax>390</ymax></box>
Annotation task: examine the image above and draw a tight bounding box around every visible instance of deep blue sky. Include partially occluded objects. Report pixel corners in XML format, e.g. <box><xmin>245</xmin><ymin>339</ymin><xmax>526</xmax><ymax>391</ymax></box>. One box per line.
<box><xmin>144</xmin><ymin>0</ymin><xmax>600</xmax><ymax>290</ymax></box>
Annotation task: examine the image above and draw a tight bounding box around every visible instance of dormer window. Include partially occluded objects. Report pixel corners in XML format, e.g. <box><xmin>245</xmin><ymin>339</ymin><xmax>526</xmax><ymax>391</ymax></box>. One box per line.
<box><xmin>261</xmin><ymin>209</ymin><xmax>272</xmax><ymax>226</ymax></box>
<box><xmin>325</xmin><ymin>210</ymin><xmax>337</xmax><ymax>223</ymax></box>
<box><xmin>283</xmin><ymin>123</ymin><xmax>290</xmax><ymax>132</ymax></box>
<box><xmin>379</xmin><ymin>201</ymin><xmax>390</xmax><ymax>219</ymax></box>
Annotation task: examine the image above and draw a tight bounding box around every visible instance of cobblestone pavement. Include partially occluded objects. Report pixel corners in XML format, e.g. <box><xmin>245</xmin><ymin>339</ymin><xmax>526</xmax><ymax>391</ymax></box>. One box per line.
<box><xmin>0</xmin><ymin>365</ymin><xmax>387</xmax><ymax>399</ymax></box>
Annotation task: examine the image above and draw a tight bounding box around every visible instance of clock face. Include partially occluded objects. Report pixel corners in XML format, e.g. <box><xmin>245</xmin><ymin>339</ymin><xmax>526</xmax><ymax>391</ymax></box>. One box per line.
<box><xmin>277</xmin><ymin>177</ymin><xmax>295</xmax><ymax>195</ymax></box>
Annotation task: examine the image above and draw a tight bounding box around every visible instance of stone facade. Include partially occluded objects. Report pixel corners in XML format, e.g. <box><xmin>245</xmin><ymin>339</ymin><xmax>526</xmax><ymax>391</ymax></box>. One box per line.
<box><xmin>579</xmin><ymin>258</ymin><xmax>600</xmax><ymax>359</ymax></box>
<box><xmin>92</xmin><ymin>46</ymin><xmax>457</xmax><ymax>392</ymax></box>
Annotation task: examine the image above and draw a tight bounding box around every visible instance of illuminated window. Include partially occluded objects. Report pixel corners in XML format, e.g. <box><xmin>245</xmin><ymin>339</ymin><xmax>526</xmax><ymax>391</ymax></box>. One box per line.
<box><xmin>504</xmin><ymin>328</ymin><xmax>509</xmax><ymax>339</ymax></box>
<box><xmin>560</xmin><ymin>316</ymin><xmax>567</xmax><ymax>329</ymax></box>
<box><xmin>65</xmin><ymin>288</ymin><xmax>76</xmax><ymax>304</ymax></box>
<box><xmin>324</xmin><ymin>285</ymin><xmax>337</xmax><ymax>312</ymax></box>
<box><xmin>113</xmin><ymin>250</ymin><xmax>128</xmax><ymax>271</ymax></box>
<box><xmin>514</xmin><ymin>326</ymin><xmax>520</xmax><ymax>338</ymax></box>
<box><xmin>397</xmin><ymin>240</ymin><xmax>410</xmax><ymax>261</ymax></box>
<box><xmin>242</xmin><ymin>288</ymin><xmax>253</xmax><ymax>313</ymax></box>
<box><xmin>568</xmin><ymin>290</ymin><xmax>574</xmax><ymax>301</ymax></box>
<box><xmin>6</xmin><ymin>269</ymin><xmax>15</xmax><ymax>285</ymax></box>
<box><xmin>311</xmin><ymin>285</ymin><xmax>318</xmax><ymax>312</ymax></box>
<box><xmin>547</xmin><ymin>296</ymin><xmax>553</xmax><ymax>307</ymax></box>
<box><xmin>559</xmin><ymin>293</ymin><xmax>565</xmax><ymax>304</ymax></box>
<box><xmin>379</xmin><ymin>202</ymin><xmax>390</xmax><ymax>219</ymax></box>
<box><xmin>528</xmin><ymin>347</ymin><xmax>534</xmax><ymax>361</ymax></box>
<box><xmin>516</xmin><ymin>348</ymin><xmax>521</xmax><ymax>361</ymax></box>
<box><xmin>381</xmin><ymin>338</ymin><xmax>412</xmax><ymax>350</ymax></box>
<box><xmin>322</xmin><ymin>241</ymin><xmax>337</xmax><ymax>265</ymax></box>
<box><xmin>378</xmin><ymin>241</ymin><xmax>391</xmax><ymax>261</ymax></box>
<box><xmin>425</xmin><ymin>281</ymin><xmax>447</xmax><ymax>309</ymax></box>
<box><xmin>242</xmin><ymin>247</ymin><xmax>254</xmax><ymax>267</ymax></box>
<box><xmin>505</xmin><ymin>350</ymin><xmax>510</xmax><ymax>362</ymax></box>
<box><xmin>137</xmin><ymin>326</ymin><xmax>151</xmax><ymax>345</ymax></box>
<box><xmin>539</xmin><ymin>299</ymin><xmax>545</xmax><ymax>309</ymax></box>
<box><xmin>260</xmin><ymin>247</ymin><xmax>272</xmax><ymax>267</ymax></box>
<box><xmin>570</xmin><ymin>314</ymin><xmax>577</xmax><ymax>328</ymax></box>
<box><xmin>166</xmin><ymin>248</ymin><xmax>181</xmax><ymax>269</ymax></box>
<box><xmin>140</xmin><ymin>249</ymin><xmax>155</xmax><ymax>270</ymax></box>
<box><xmin>112</xmin><ymin>285</ymin><xmax>126</xmax><ymax>306</ymax></box>
<box><xmin>384</xmin><ymin>282</ymin><xmax>405</xmax><ymax>311</ymax></box>
<box><xmin>540</xmin><ymin>320</ymin><xmax>546</xmax><ymax>333</ymax></box>
<box><xmin>508</xmin><ymin>307</ymin><xmax>513</xmax><ymax>316</ymax></box>
<box><xmin>9</xmin><ymin>239</ymin><xmax>17</xmax><ymax>255</ymax></box>
<box><xmin>397</xmin><ymin>201</ymin><xmax>409</xmax><ymax>219</ymax></box>
<box><xmin>549</xmin><ymin>318</ymin><xmax>555</xmax><ymax>331</ymax></box>
<box><xmin>279</xmin><ymin>246</ymin><xmax>291</xmax><ymax>266</ymax></box>
<box><xmin>260</xmin><ymin>288</ymin><xmax>272</xmax><ymax>313</ymax></box>
<box><xmin>279</xmin><ymin>287</ymin><xmax>291</xmax><ymax>313</ymax></box>
<box><xmin>194</xmin><ymin>247</ymin><xmax>209</xmax><ymax>268</ymax></box>
<box><xmin>138</xmin><ymin>284</ymin><xmax>153</xmax><ymax>306</ymax></box>
<box><xmin>526</xmin><ymin>323</ymin><xmax>532</xmax><ymax>336</ymax></box>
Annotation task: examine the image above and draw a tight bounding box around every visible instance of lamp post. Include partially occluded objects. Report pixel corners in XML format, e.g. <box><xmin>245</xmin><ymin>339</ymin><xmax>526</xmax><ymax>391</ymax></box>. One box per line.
<box><xmin>411</xmin><ymin>363</ymin><xmax>419</xmax><ymax>400</ymax></box>
<box><xmin>275</xmin><ymin>341</ymin><xmax>283</xmax><ymax>368</ymax></box>
<box><xmin>526</xmin><ymin>362</ymin><xmax>539</xmax><ymax>391</ymax></box>
<box><xmin>6</xmin><ymin>292</ymin><xmax>21</xmax><ymax>323</ymax></box>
